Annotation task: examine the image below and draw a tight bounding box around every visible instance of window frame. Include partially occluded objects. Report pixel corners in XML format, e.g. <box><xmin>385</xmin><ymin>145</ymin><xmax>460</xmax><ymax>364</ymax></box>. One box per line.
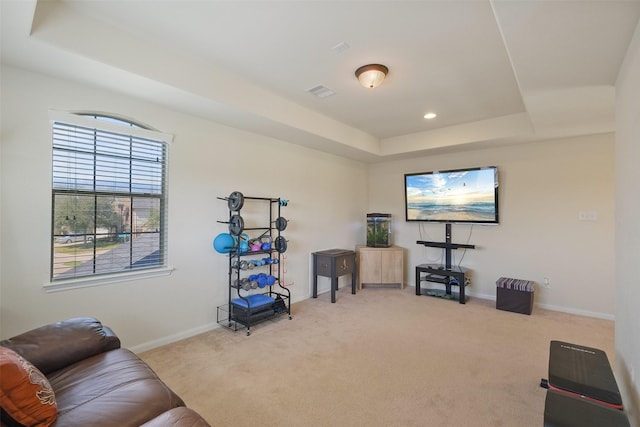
<box><xmin>46</xmin><ymin>110</ymin><xmax>173</xmax><ymax>292</ymax></box>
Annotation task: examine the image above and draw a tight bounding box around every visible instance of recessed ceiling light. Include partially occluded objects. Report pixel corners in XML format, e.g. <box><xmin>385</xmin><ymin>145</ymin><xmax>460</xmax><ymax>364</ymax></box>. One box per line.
<box><xmin>423</xmin><ymin>113</ymin><xmax>437</xmax><ymax>119</ymax></box>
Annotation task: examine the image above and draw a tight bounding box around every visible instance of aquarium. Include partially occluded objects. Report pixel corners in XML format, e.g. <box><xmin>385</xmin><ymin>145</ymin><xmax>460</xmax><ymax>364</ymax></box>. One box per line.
<box><xmin>367</xmin><ymin>213</ymin><xmax>391</xmax><ymax>247</ymax></box>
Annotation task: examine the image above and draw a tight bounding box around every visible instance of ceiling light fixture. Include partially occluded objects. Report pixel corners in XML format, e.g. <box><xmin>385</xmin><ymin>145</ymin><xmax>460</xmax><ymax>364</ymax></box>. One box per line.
<box><xmin>355</xmin><ymin>64</ymin><xmax>388</xmax><ymax>89</ymax></box>
<box><xmin>424</xmin><ymin>112</ymin><xmax>437</xmax><ymax>119</ymax></box>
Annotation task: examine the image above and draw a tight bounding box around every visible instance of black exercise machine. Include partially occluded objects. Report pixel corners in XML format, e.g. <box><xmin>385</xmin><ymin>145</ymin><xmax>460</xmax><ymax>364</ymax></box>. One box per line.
<box><xmin>540</xmin><ymin>341</ymin><xmax>630</xmax><ymax>427</ymax></box>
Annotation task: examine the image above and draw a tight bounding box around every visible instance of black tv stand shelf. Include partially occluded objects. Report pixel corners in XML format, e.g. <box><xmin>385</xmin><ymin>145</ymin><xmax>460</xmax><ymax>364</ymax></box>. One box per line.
<box><xmin>415</xmin><ymin>224</ymin><xmax>475</xmax><ymax>304</ymax></box>
<box><xmin>416</xmin><ymin>264</ymin><xmax>469</xmax><ymax>304</ymax></box>
<box><xmin>415</xmin><ymin>240</ymin><xmax>475</xmax><ymax>250</ymax></box>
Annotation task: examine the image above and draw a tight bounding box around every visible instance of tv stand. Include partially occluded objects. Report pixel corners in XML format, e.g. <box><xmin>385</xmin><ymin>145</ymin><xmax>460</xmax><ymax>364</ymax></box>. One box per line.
<box><xmin>415</xmin><ymin>264</ymin><xmax>469</xmax><ymax>304</ymax></box>
<box><xmin>415</xmin><ymin>224</ymin><xmax>475</xmax><ymax>304</ymax></box>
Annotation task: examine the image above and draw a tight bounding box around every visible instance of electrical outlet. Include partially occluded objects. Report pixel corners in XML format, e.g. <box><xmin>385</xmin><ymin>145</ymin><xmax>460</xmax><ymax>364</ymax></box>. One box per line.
<box><xmin>578</xmin><ymin>211</ymin><xmax>598</xmax><ymax>221</ymax></box>
<box><xmin>543</xmin><ymin>277</ymin><xmax>550</xmax><ymax>288</ymax></box>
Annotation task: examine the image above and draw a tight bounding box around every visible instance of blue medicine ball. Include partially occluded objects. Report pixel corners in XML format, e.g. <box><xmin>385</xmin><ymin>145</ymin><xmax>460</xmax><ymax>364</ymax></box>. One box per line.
<box><xmin>213</xmin><ymin>233</ymin><xmax>235</xmax><ymax>254</ymax></box>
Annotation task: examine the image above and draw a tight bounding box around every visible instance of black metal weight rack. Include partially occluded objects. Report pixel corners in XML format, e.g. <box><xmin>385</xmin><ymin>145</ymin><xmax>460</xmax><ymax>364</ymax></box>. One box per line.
<box><xmin>215</xmin><ymin>193</ymin><xmax>291</xmax><ymax>335</ymax></box>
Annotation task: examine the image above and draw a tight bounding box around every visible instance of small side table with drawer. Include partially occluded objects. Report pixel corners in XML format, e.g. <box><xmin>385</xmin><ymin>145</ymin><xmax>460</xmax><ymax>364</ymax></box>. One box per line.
<box><xmin>312</xmin><ymin>249</ymin><xmax>356</xmax><ymax>303</ymax></box>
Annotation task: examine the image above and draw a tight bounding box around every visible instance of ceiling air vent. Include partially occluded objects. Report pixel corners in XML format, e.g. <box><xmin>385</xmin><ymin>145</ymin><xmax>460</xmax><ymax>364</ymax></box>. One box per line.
<box><xmin>307</xmin><ymin>85</ymin><xmax>335</xmax><ymax>98</ymax></box>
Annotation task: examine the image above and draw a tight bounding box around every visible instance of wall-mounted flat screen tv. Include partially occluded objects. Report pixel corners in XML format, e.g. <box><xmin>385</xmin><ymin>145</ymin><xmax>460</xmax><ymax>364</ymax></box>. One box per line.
<box><xmin>404</xmin><ymin>166</ymin><xmax>499</xmax><ymax>224</ymax></box>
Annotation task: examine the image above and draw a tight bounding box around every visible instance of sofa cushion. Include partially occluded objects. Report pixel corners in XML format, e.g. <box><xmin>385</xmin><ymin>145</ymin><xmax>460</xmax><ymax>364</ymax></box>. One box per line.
<box><xmin>47</xmin><ymin>348</ymin><xmax>184</xmax><ymax>427</ymax></box>
<box><xmin>0</xmin><ymin>317</ymin><xmax>121</xmax><ymax>375</ymax></box>
<box><xmin>0</xmin><ymin>347</ymin><xmax>57</xmax><ymax>427</ymax></box>
<box><xmin>140</xmin><ymin>407</ymin><xmax>211</xmax><ymax>427</ymax></box>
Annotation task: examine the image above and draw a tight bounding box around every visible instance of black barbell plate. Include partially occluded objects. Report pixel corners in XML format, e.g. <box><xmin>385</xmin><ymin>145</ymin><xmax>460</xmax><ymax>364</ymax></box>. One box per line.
<box><xmin>275</xmin><ymin>216</ymin><xmax>288</xmax><ymax>231</ymax></box>
<box><xmin>274</xmin><ymin>235</ymin><xmax>287</xmax><ymax>253</ymax></box>
<box><xmin>229</xmin><ymin>214</ymin><xmax>244</xmax><ymax>236</ymax></box>
<box><xmin>227</xmin><ymin>191</ymin><xmax>244</xmax><ymax>211</ymax></box>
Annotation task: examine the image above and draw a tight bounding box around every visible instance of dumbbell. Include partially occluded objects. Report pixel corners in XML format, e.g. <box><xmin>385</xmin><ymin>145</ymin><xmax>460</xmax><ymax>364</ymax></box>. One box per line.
<box><xmin>256</xmin><ymin>273</ymin><xmax>268</xmax><ymax>288</ymax></box>
<box><xmin>233</xmin><ymin>260</ymin><xmax>254</xmax><ymax>270</ymax></box>
<box><xmin>233</xmin><ymin>277</ymin><xmax>251</xmax><ymax>290</ymax></box>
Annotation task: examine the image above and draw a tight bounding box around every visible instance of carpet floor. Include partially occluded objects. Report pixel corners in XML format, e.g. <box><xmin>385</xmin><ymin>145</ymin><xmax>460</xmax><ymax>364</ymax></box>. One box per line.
<box><xmin>140</xmin><ymin>286</ymin><xmax>614</xmax><ymax>427</ymax></box>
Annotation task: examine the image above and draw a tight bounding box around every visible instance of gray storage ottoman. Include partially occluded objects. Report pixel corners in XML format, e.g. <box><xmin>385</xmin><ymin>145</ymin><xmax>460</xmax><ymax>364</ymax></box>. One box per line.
<box><xmin>496</xmin><ymin>277</ymin><xmax>534</xmax><ymax>315</ymax></box>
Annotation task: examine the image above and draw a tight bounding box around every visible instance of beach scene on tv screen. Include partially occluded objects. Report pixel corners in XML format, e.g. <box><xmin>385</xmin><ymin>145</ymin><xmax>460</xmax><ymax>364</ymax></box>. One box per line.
<box><xmin>406</xmin><ymin>169</ymin><xmax>497</xmax><ymax>222</ymax></box>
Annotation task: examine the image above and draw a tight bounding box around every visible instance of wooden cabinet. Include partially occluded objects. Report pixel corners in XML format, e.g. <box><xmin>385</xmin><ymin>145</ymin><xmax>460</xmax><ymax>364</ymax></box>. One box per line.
<box><xmin>356</xmin><ymin>246</ymin><xmax>404</xmax><ymax>290</ymax></box>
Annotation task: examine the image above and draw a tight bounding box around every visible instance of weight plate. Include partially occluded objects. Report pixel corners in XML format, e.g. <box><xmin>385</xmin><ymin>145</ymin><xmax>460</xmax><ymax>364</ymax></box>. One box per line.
<box><xmin>274</xmin><ymin>236</ymin><xmax>287</xmax><ymax>253</ymax></box>
<box><xmin>227</xmin><ymin>191</ymin><xmax>244</xmax><ymax>211</ymax></box>
<box><xmin>275</xmin><ymin>216</ymin><xmax>288</xmax><ymax>231</ymax></box>
<box><xmin>229</xmin><ymin>214</ymin><xmax>244</xmax><ymax>236</ymax></box>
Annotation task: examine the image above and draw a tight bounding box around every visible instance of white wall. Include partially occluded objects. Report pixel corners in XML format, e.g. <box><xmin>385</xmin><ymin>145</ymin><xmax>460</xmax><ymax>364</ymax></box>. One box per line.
<box><xmin>368</xmin><ymin>134</ymin><xmax>615</xmax><ymax>318</ymax></box>
<box><xmin>615</xmin><ymin>20</ymin><xmax>640</xmax><ymax>424</ymax></box>
<box><xmin>0</xmin><ymin>65</ymin><xmax>367</xmax><ymax>349</ymax></box>
<box><xmin>0</xmin><ymin>61</ymin><xmax>624</xmax><ymax>357</ymax></box>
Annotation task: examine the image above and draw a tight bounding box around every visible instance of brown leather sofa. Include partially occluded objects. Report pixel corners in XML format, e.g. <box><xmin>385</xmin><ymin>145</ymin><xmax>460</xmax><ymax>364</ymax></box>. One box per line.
<box><xmin>0</xmin><ymin>317</ymin><xmax>210</xmax><ymax>427</ymax></box>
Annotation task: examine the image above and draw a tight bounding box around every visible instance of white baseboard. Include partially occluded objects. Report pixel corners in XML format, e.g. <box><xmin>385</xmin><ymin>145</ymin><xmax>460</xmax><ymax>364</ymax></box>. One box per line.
<box><xmin>130</xmin><ymin>287</ymin><xmax>613</xmax><ymax>353</ymax></box>
<box><xmin>534</xmin><ymin>303</ymin><xmax>615</xmax><ymax>321</ymax></box>
<box><xmin>466</xmin><ymin>291</ymin><xmax>496</xmax><ymax>301</ymax></box>
<box><xmin>412</xmin><ymin>285</ymin><xmax>615</xmax><ymax>321</ymax></box>
<box><xmin>131</xmin><ymin>294</ymin><xmax>309</xmax><ymax>353</ymax></box>
<box><xmin>130</xmin><ymin>322</ymin><xmax>219</xmax><ymax>354</ymax></box>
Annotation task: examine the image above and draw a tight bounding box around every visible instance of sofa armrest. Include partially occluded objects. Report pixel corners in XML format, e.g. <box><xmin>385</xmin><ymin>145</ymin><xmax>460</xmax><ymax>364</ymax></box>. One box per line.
<box><xmin>140</xmin><ymin>408</ymin><xmax>211</xmax><ymax>427</ymax></box>
<box><xmin>0</xmin><ymin>317</ymin><xmax>120</xmax><ymax>374</ymax></box>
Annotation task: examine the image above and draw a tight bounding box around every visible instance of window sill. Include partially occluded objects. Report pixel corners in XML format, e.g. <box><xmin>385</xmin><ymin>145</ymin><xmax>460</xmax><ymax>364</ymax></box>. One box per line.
<box><xmin>44</xmin><ymin>266</ymin><xmax>175</xmax><ymax>292</ymax></box>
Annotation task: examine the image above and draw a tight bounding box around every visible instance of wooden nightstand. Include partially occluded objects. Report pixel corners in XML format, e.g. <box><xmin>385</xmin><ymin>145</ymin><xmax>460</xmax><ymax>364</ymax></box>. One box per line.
<box><xmin>312</xmin><ymin>249</ymin><xmax>356</xmax><ymax>303</ymax></box>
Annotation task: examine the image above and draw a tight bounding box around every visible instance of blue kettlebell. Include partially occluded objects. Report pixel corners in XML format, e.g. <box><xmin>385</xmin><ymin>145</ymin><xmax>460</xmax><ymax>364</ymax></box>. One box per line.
<box><xmin>238</xmin><ymin>233</ymin><xmax>249</xmax><ymax>253</ymax></box>
<box><xmin>261</xmin><ymin>236</ymin><xmax>272</xmax><ymax>251</ymax></box>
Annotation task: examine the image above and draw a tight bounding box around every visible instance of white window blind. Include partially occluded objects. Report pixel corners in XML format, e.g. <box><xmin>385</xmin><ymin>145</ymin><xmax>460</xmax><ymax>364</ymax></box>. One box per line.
<box><xmin>50</xmin><ymin>111</ymin><xmax>170</xmax><ymax>281</ymax></box>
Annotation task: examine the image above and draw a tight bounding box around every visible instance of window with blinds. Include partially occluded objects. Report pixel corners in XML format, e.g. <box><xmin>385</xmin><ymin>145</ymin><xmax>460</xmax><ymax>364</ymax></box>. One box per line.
<box><xmin>51</xmin><ymin>112</ymin><xmax>170</xmax><ymax>281</ymax></box>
